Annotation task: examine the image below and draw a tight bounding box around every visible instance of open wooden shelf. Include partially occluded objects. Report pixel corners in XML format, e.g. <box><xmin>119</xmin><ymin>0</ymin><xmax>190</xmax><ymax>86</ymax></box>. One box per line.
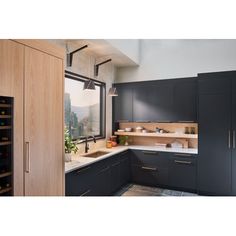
<box><xmin>0</xmin><ymin>126</ymin><xmax>12</xmax><ymax>130</ymax></box>
<box><xmin>0</xmin><ymin>172</ymin><xmax>12</xmax><ymax>179</ymax></box>
<box><xmin>0</xmin><ymin>115</ymin><xmax>11</xmax><ymax>118</ymax></box>
<box><xmin>114</xmin><ymin>131</ymin><xmax>198</xmax><ymax>139</ymax></box>
<box><xmin>0</xmin><ymin>141</ymin><xmax>11</xmax><ymax>146</ymax></box>
<box><xmin>0</xmin><ymin>187</ymin><xmax>12</xmax><ymax>195</ymax></box>
<box><xmin>0</xmin><ymin>104</ymin><xmax>11</xmax><ymax>108</ymax></box>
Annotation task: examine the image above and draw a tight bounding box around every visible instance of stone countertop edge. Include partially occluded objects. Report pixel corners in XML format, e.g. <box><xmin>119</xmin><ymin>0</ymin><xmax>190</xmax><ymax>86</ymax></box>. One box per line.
<box><xmin>65</xmin><ymin>145</ymin><xmax>198</xmax><ymax>174</ymax></box>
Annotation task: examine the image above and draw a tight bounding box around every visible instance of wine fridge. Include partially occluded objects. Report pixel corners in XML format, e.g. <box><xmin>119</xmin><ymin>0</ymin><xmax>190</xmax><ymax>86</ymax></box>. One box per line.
<box><xmin>0</xmin><ymin>96</ymin><xmax>13</xmax><ymax>196</ymax></box>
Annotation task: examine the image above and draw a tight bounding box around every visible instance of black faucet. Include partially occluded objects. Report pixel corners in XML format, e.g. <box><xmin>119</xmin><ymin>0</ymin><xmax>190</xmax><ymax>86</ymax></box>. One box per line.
<box><xmin>85</xmin><ymin>135</ymin><xmax>96</xmax><ymax>153</ymax></box>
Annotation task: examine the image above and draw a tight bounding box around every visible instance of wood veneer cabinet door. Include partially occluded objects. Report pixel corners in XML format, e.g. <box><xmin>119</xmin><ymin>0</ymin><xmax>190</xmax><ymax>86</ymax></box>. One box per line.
<box><xmin>24</xmin><ymin>46</ymin><xmax>64</xmax><ymax>196</ymax></box>
<box><xmin>0</xmin><ymin>40</ymin><xmax>24</xmax><ymax>196</ymax></box>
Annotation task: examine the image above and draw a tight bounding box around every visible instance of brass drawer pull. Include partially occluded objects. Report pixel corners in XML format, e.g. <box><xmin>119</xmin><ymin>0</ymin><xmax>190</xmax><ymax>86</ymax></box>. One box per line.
<box><xmin>76</xmin><ymin>166</ymin><xmax>91</xmax><ymax>174</ymax></box>
<box><xmin>174</xmin><ymin>153</ymin><xmax>192</xmax><ymax>157</ymax></box>
<box><xmin>142</xmin><ymin>151</ymin><xmax>158</xmax><ymax>155</ymax></box>
<box><xmin>174</xmin><ymin>160</ymin><xmax>192</xmax><ymax>165</ymax></box>
<box><xmin>80</xmin><ymin>189</ymin><xmax>91</xmax><ymax>196</ymax></box>
<box><xmin>141</xmin><ymin>166</ymin><xmax>157</xmax><ymax>171</ymax></box>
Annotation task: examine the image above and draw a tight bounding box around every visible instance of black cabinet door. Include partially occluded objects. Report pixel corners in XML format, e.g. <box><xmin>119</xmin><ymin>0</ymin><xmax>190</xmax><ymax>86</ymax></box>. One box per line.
<box><xmin>133</xmin><ymin>80</ymin><xmax>173</xmax><ymax>122</ymax></box>
<box><xmin>91</xmin><ymin>165</ymin><xmax>111</xmax><ymax>196</ymax></box>
<box><xmin>131</xmin><ymin>150</ymin><xmax>169</xmax><ymax>186</ymax></box>
<box><xmin>120</xmin><ymin>151</ymin><xmax>131</xmax><ymax>186</ymax></box>
<box><xmin>172</xmin><ymin>78</ymin><xmax>197</xmax><ymax>122</ymax></box>
<box><xmin>169</xmin><ymin>154</ymin><xmax>197</xmax><ymax>191</ymax></box>
<box><xmin>65</xmin><ymin>166</ymin><xmax>93</xmax><ymax>196</ymax></box>
<box><xmin>231</xmin><ymin>84</ymin><xmax>236</xmax><ymax>195</ymax></box>
<box><xmin>113</xmin><ymin>84</ymin><xmax>133</xmax><ymax>122</ymax></box>
<box><xmin>110</xmin><ymin>160</ymin><xmax>121</xmax><ymax>194</ymax></box>
<box><xmin>198</xmin><ymin>73</ymin><xmax>232</xmax><ymax>195</ymax></box>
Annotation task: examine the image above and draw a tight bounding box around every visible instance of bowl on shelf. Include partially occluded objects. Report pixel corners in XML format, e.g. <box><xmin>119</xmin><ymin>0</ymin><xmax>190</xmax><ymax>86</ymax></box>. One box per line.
<box><xmin>125</xmin><ymin>127</ymin><xmax>132</xmax><ymax>132</ymax></box>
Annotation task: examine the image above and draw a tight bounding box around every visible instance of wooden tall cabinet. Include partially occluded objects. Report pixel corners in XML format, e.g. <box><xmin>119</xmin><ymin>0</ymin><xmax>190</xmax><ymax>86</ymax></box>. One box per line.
<box><xmin>0</xmin><ymin>40</ymin><xmax>64</xmax><ymax>196</ymax></box>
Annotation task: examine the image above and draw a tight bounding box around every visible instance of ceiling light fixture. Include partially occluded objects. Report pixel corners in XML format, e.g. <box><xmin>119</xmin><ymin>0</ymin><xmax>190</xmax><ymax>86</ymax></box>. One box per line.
<box><xmin>83</xmin><ymin>79</ymin><xmax>96</xmax><ymax>90</ymax></box>
<box><xmin>66</xmin><ymin>44</ymin><xmax>88</xmax><ymax>67</ymax></box>
<box><xmin>108</xmin><ymin>87</ymin><xmax>118</xmax><ymax>96</ymax></box>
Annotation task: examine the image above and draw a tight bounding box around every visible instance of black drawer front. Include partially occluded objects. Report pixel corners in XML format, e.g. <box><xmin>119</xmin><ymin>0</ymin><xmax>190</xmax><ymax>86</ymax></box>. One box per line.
<box><xmin>169</xmin><ymin>156</ymin><xmax>197</xmax><ymax>191</ymax></box>
<box><xmin>131</xmin><ymin>164</ymin><xmax>168</xmax><ymax>187</ymax></box>
<box><xmin>131</xmin><ymin>150</ymin><xmax>169</xmax><ymax>167</ymax></box>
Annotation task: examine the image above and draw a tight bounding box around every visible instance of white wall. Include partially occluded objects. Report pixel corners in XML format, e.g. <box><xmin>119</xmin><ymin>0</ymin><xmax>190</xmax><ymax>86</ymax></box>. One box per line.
<box><xmin>116</xmin><ymin>39</ymin><xmax>236</xmax><ymax>83</ymax></box>
<box><xmin>106</xmin><ymin>39</ymin><xmax>140</xmax><ymax>65</ymax></box>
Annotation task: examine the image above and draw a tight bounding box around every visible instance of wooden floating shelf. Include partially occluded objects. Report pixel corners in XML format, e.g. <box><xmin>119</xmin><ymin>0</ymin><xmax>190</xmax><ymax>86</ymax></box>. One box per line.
<box><xmin>0</xmin><ymin>115</ymin><xmax>11</xmax><ymax>118</ymax></box>
<box><xmin>0</xmin><ymin>126</ymin><xmax>12</xmax><ymax>130</ymax></box>
<box><xmin>0</xmin><ymin>187</ymin><xmax>12</xmax><ymax>195</ymax></box>
<box><xmin>0</xmin><ymin>172</ymin><xmax>12</xmax><ymax>179</ymax></box>
<box><xmin>114</xmin><ymin>131</ymin><xmax>198</xmax><ymax>139</ymax></box>
<box><xmin>0</xmin><ymin>141</ymin><xmax>11</xmax><ymax>146</ymax></box>
<box><xmin>0</xmin><ymin>104</ymin><xmax>11</xmax><ymax>108</ymax></box>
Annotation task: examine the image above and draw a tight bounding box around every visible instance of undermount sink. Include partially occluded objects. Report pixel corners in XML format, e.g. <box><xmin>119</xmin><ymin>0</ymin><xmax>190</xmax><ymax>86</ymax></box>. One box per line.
<box><xmin>82</xmin><ymin>151</ymin><xmax>110</xmax><ymax>158</ymax></box>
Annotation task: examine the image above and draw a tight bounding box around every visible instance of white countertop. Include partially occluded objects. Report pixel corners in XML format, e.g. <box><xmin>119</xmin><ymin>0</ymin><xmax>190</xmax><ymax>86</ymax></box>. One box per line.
<box><xmin>65</xmin><ymin>145</ymin><xmax>198</xmax><ymax>174</ymax></box>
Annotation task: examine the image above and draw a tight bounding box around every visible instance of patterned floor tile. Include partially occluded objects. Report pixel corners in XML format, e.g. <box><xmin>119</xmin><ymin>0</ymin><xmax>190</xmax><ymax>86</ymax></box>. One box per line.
<box><xmin>114</xmin><ymin>184</ymin><xmax>198</xmax><ymax>197</ymax></box>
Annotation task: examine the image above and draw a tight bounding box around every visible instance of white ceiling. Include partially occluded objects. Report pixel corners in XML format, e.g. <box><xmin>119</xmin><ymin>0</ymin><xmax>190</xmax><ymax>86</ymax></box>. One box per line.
<box><xmin>49</xmin><ymin>39</ymin><xmax>138</xmax><ymax>67</ymax></box>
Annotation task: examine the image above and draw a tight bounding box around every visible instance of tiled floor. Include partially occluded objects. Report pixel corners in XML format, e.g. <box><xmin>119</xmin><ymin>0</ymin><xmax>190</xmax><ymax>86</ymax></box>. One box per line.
<box><xmin>115</xmin><ymin>184</ymin><xmax>198</xmax><ymax>196</ymax></box>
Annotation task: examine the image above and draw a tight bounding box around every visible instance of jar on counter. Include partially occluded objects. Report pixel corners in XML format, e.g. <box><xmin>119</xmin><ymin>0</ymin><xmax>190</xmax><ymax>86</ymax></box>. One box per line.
<box><xmin>110</xmin><ymin>136</ymin><xmax>117</xmax><ymax>147</ymax></box>
<box><xmin>106</xmin><ymin>140</ymin><xmax>112</xmax><ymax>148</ymax></box>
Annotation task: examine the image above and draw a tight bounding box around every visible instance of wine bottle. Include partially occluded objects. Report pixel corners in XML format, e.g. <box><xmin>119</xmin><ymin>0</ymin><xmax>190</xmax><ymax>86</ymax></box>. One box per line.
<box><xmin>0</xmin><ymin>121</ymin><xmax>5</xmax><ymax>126</ymax></box>
<box><xmin>0</xmin><ymin>111</ymin><xmax>6</xmax><ymax>115</ymax></box>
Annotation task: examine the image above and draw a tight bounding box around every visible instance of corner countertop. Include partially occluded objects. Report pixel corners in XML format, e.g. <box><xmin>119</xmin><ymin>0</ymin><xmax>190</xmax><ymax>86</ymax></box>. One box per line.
<box><xmin>65</xmin><ymin>145</ymin><xmax>198</xmax><ymax>174</ymax></box>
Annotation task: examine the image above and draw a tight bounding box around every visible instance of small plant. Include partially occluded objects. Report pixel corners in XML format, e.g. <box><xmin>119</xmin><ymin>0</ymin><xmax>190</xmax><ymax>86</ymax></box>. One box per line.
<box><xmin>119</xmin><ymin>135</ymin><xmax>129</xmax><ymax>145</ymax></box>
<box><xmin>65</xmin><ymin>128</ymin><xmax>78</xmax><ymax>154</ymax></box>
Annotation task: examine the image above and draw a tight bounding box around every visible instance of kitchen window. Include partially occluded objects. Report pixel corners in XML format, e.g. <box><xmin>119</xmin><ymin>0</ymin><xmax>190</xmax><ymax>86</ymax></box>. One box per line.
<box><xmin>64</xmin><ymin>71</ymin><xmax>106</xmax><ymax>141</ymax></box>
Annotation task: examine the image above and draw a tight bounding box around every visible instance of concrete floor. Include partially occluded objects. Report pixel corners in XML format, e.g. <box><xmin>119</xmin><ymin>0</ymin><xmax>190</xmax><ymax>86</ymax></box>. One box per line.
<box><xmin>115</xmin><ymin>184</ymin><xmax>198</xmax><ymax>196</ymax></box>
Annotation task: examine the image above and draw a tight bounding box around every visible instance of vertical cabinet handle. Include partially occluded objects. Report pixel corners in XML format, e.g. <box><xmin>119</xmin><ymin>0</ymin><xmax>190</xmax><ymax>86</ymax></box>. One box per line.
<box><xmin>25</xmin><ymin>142</ymin><xmax>30</xmax><ymax>173</ymax></box>
<box><xmin>233</xmin><ymin>130</ymin><xmax>235</xmax><ymax>149</ymax></box>
<box><xmin>229</xmin><ymin>130</ymin><xmax>231</xmax><ymax>149</ymax></box>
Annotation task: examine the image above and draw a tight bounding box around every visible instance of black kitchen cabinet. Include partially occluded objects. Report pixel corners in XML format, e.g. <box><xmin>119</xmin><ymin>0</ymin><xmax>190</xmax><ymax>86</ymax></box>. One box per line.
<box><xmin>132</xmin><ymin>80</ymin><xmax>173</xmax><ymax>122</ymax></box>
<box><xmin>198</xmin><ymin>72</ymin><xmax>232</xmax><ymax>195</ymax></box>
<box><xmin>91</xmin><ymin>165</ymin><xmax>111</xmax><ymax>196</ymax></box>
<box><xmin>113</xmin><ymin>83</ymin><xmax>133</xmax><ymax>122</ymax></box>
<box><xmin>120</xmin><ymin>151</ymin><xmax>131</xmax><ymax>186</ymax></box>
<box><xmin>65</xmin><ymin>165</ymin><xmax>94</xmax><ymax>196</ymax></box>
<box><xmin>231</xmin><ymin>84</ymin><xmax>236</xmax><ymax>195</ymax></box>
<box><xmin>169</xmin><ymin>153</ymin><xmax>197</xmax><ymax>191</ymax></box>
<box><xmin>131</xmin><ymin>150</ymin><xmax>169</xmax><ymax>187</ymax></box>
<box><xmin>172</xmin><ymin>78</ymin><xmax>197</xmax><ymax>122</ymax></box>
<box><xmin>109</xmin><ymin>156</ymin><xmax>121</xmax><ymax>194</ymax></box>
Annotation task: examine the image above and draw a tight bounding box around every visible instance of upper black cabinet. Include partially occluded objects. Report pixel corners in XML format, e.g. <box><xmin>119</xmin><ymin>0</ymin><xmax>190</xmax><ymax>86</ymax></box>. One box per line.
<box><xmin>113</xmin><ymin>77</ymin><xmax>197</xmax><ymax>123</ymax></box>
<box><xmin>172</xmin><ymin>78</ymin><xmax>197</xmax><ymax>122</ymax></box>
<box><xmin>113</xmin><ymin>83</ymin><xmax>133</xmax><ymax>122</ymax></box>
<box><xmin>133</xmin><ymin>80</ymin><xmax>174</xmax><ymax>122</ymax></box>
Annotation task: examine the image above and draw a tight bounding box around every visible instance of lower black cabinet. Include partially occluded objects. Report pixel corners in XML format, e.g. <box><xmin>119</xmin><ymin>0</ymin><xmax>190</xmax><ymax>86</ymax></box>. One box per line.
<box><xmin>66</xmin><ymin>149</ymin><xmax>198</xmax><ymax>196</ymax></box>
<box><xmin>131</xmin><ymin>150</ymin><xmax>169</xmax><ymax>187</ymax></box>
<box><xmin>65</xmin><ymin>165</ymin><xmax>94</xmax><ymax>196</ymax></box>
<box><xmin>91</xmin><ymin>165</ymin><xmax>111</xmax><ymax>196</ymax></box>
<box><xmin>120</xmin><ymin>151</ymin><xmax>131</xmax><ymax>186</ymax></box>
<box><xmin>110</xmin><ymin>160</ymin><xmax>121</xmax><ymax>194</ymax></box>
<box><xmin>169</xmin><ymin>154</ymin><xmax>197</xmax><ymax>191</ymax></box>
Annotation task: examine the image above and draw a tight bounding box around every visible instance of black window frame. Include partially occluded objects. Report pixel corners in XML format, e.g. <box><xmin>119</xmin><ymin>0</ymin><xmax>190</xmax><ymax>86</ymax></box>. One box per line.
<box><xmin>65</xmin><ymin>70</ymin><xmax>106</xmax><ymax>143</ymax></box>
